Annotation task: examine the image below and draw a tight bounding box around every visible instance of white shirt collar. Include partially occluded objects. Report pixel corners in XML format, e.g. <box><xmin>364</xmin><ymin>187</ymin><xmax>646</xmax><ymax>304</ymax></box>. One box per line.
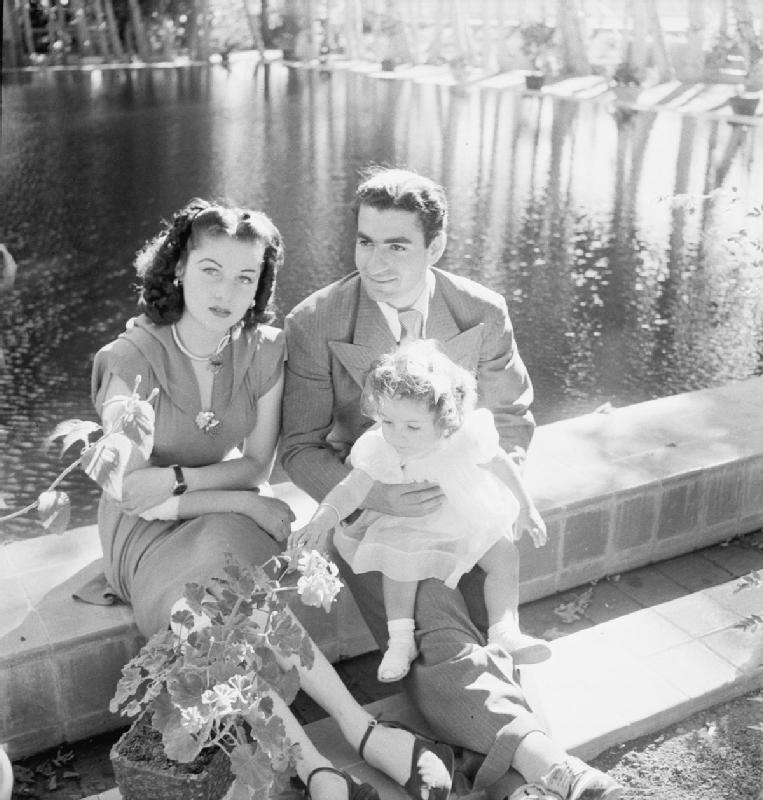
<box><xmin>376</xmin><ymin>271</ymin><xmax>435</xmax><ymax>342</ymax></box>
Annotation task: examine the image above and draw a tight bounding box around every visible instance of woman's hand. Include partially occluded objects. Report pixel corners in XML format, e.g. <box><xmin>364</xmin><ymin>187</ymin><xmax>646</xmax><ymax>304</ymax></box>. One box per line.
<box><xmin>514</xmin><ymin>505</ymin><xmax>547</xmax><ymax>547</ymax></box>
<box><xmin>247</xmin><ymin>495</ymin><xmax>296</xmax><ymax>542</ymax></box>
<box><xmin>119</xmin><ymin>467</ymin><xmax>174</xmax><ymax>515</ymax></box>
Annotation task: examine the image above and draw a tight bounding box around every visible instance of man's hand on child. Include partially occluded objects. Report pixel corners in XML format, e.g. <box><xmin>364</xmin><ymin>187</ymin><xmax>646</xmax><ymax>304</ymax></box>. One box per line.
<box><xmin>515</xmin><ymin>506</ymin><xmax>547</xmax><ymax>547</ymax></box>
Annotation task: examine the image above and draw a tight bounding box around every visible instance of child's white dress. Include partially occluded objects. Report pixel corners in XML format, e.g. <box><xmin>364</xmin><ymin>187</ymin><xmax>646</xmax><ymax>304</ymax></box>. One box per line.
<box><xmin>333</xmin><ymin>408</ymin><xmax>520</xmax><ymax>588</ymax></box>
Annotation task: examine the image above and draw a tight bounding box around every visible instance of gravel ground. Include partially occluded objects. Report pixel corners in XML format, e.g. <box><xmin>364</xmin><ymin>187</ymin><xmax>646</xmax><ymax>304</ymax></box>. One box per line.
<box><xmin>591</xmin><ymin>688</ymin><xmax>763</xmax><ymax>800</ymax></box>
<box><xmin>10</xmin><ymin>688</ymin><xmax>763</xmax><ymax>799</ymax></box>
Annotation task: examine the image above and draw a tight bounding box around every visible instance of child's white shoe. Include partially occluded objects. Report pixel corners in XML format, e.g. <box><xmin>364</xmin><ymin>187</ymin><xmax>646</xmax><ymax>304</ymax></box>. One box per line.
<box><xmin>488</xmin><ymin>627</ymin><xmax>552</xmax><ymax>664</ymax></box>
<box><xmin>377</xmin><ymin>638</ymin><xmax>418</xmax><ymax>682</ymax></box>
<box><xmin>378</xmin><ymin>618</ymin><xmax>418</xmax><ymax>682</ymax></box>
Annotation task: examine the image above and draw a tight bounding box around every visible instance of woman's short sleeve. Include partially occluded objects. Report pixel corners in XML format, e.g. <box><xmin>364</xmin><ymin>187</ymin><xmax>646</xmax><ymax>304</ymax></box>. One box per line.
<box><xmin>348</xmin><ymin>427</ymin><xmax>402</xmax><ymax>482</ymax></box>
<box><xmin>250</xmin><ymin>326</ymin><xmax>285</xmax><ymax>399</ymax></box>
<box><xmin>91</xmin><ymin>338</ymin><xmax>155</xmax><ymax>415</ymax></box>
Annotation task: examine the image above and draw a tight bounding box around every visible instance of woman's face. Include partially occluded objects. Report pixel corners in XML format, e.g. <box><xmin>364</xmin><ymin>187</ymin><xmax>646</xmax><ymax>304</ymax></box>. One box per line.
<box><xmin>177</xmin><ymin>234</ymin><xmax>265</xmax><ymax>335</ymax></box>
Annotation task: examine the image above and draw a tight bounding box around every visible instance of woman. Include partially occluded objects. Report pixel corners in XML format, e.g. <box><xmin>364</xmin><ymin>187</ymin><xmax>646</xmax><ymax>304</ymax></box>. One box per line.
<box><xmin>90</xmin><ymin>199</ymin><xmax>454</xmax><ymax>800</ymax></box>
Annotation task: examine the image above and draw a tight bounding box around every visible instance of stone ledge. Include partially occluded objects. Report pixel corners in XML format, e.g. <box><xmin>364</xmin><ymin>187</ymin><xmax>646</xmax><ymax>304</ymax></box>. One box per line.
<box><xmin>2</xmin><ymin>376</ymin><xmax>762</xmax><ymax>758</ymax></box>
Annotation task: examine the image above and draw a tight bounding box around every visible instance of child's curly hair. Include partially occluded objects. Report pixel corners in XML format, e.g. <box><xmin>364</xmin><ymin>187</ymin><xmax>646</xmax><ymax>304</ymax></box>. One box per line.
<box><xmin>134</xmin><ymin>198</ymin><xmax>283</xmax><ymax>328</ymax></box>
<box><xmin>362</xmin><ymin>340</ymin><xmax>477</xmax><ymax>435</ymax></box>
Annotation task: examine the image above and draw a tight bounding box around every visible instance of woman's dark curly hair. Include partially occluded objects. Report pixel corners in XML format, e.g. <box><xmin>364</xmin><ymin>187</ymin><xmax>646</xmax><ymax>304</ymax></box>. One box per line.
<box><xmin>361</xmin><ymin>340</ymin><xmax>477</xmax><ymax>436</ymax></box>
<box><xmin>134</xmin><ymin>198</ymin><xmax>283</xmax><ymax>328</ymax></box>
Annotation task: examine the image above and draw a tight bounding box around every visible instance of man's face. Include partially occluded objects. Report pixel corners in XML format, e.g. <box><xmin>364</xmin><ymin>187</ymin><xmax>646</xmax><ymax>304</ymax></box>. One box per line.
<box><xmin>355</xmin><ymin>205</ymin><xmax>445</xmax><ymax>309</ymax></box>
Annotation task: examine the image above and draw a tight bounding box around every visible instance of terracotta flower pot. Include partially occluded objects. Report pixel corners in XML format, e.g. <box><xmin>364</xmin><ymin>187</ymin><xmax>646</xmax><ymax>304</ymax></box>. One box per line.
<box><xmin>524</xmin><ymin>72</ymin><xmax>545</xmax><ymax>91</ymax></box>
<box><xmin>110</xmin><ymin>716</ymin><xmax>233</xmax><ymax>800</ymax></box>
<box><xmin>728</xmin><ymin>93</ymin><xmax>760</xmax><ymax>116</ymax></box>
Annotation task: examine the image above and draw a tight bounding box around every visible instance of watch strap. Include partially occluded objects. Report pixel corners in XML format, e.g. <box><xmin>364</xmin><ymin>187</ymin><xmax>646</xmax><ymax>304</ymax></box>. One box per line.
<box><xmin>171</xmin><ymin>464</ymin><xmax>187</xmax><ymax>495</ymax></box>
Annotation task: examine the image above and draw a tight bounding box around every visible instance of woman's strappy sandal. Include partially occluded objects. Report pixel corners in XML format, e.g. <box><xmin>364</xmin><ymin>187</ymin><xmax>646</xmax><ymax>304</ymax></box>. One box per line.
<box><xmin>358</xmin><ymin>718</ymin><xmax>454</xmax><ymax>800</ymax></box>
<box><xmin>305</xmin><ymin>766</ymin><xmax>379</xmax><ymax>800</ymax></box>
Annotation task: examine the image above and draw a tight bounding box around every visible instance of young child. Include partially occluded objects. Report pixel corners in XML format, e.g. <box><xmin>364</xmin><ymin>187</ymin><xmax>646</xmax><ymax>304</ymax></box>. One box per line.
<box><xmin>289</xmin><ymin>341</ymin><xmax>550</xmax><ymax>682</ymax></box>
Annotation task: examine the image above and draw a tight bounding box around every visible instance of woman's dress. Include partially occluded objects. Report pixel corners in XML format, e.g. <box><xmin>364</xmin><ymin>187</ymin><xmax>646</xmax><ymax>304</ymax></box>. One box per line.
<box><xmin>333</xmin><ymin>408</ymin><xmax>519</xmax><ymax>588</ymax></box>
<box><xmin>88</xmin><ymin>315</ymin><xmax>284</xmax><ymax>637</ymax></box>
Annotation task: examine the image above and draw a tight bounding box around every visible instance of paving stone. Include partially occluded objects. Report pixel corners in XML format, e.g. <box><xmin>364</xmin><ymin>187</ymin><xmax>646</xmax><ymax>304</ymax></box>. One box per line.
<box><xmin>700</xmin><ymin>539</ymin><xmax>763</xmax><ymax>578</ymax></box>
<box><xmin>645</xmin><ymin>639</ymin><xmax>739</xmax><ymax>699</ymax></box>
<box><xmin>653</xmin><ymin>591</ymin><xmax>741</xmax><ymax>637</ymax></box>
<box><xmin>594</xmin><ymin>607</ymin><xmax>692</xmax><ymax>656</ymax></box>
<box><xmin>740</xmin><ymin>458</ymin><xmax>763</xmax><ymax>521</ymax></box>
<box><xmin>562</xmin><ymin>506</ymin><xmax>610</xmax><ymax>567</ymax></box>
<box><xmin>615</xmin><ymin>564</ymin><xmax>686</xmax><ymax>607</ymax></box>
<box><xmin>703</xmin><ymin>465</ymin><xmax>744</xmax><ymax>527</ymax></box>
<box><xmin>612</xmin><ymin>491</ymin><xmax>657</xmax><ymax>551</ymax></box>
<box><xmin>1</xmin><ymin>653</ymin><xmax>61</xmax><ymax>741</ymax></box>
<box><xmin>703</xmin><ymin>575</ymin><xmax>763</xmax><ymax>617</ymax></box>
<box><xmin>56</xmin><ymin>638</ymin><xmax>135</xmax><ymax>720</ymax></box>
<box><xmin>653</xmin><ymin>551</ymin><xmax>732</xmax><ymax>591</ymax></box>
<box><xmin>656</xmin><ymin>479</ymin><xmax>702</xmax><ymax>539</ymax></box>
<box><xmin>0</xmin><ymin>608</ymin><xmax>51</xmax><ymax>660</ymax></box>
<box><xmin>701</xmin><ymin>626</ymin><xmax>763</xmax><ymax>672</ymax></box>
<box><xmin>518</xmin><ymin>522</ymin><xmax>559</xmax><ymax>579</ymax></box>
<box><xmin>582</xmin><ymin>580</ymin><xmax>642</xmax><ymax>624</ymax></box>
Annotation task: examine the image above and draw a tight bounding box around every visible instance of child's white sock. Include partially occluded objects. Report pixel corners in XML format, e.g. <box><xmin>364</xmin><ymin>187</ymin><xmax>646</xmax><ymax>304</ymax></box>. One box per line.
<box><xmin>377</xmin><ymin>618</ymin><xmax>417</xmax><ymax>683</ymax></box>
<box><xmin>488</xmin><ymin>620</ymin><xmax>552</xmax><ymax>665</ymax></box>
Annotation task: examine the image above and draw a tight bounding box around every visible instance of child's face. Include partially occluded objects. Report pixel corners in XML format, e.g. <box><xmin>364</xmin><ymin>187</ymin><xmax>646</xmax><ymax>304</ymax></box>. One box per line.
<box><xmin>378</xmin><ymin>396</ymin><xmax>441</xmax><ymax>458</ymax></box>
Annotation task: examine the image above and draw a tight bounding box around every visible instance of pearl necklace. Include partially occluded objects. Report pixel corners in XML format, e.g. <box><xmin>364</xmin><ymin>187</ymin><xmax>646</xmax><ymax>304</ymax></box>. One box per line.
<box><xmin>171</xmin><ymin>323</ymin><xmax>234</xmax><ymax>436</ymax></box>
<box><xmin>171</xmin><ymin>324</ymin><xmax>231</xmax><ymax>375</ymax></box>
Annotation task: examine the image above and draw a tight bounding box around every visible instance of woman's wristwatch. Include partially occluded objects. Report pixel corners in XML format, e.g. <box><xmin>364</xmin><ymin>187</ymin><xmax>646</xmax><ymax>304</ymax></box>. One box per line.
<box><xmin>170</xmin><ymin>464</ymin><xmax>187</xmax><ymax>496</ymax></box>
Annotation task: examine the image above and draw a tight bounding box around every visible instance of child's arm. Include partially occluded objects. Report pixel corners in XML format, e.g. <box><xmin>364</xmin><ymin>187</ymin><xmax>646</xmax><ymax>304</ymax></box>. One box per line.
<box><xmin>288</xmin><ymin>467</ymin><xmax>375</xmax><ymax>552</ymax></box>
<box><xmin>482</xmin><ymin>450</ymin><xmax>547</xmax><ymax>547</ymax></box>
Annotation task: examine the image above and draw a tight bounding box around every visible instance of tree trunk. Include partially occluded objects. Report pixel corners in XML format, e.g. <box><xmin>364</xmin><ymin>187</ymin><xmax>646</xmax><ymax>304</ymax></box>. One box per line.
<box><xmin>3</xmin><ymin>0</ymin><xmax>22</xmax><ymax>66</ymax></box>
<box><xmin>556</xmin><ymin>0</ymin><xmax>589</xmax><ymax>75</ymax></box>
<box><xmin>91</xmin><ymin>0</ymin><xmax>112</xmax><ymax>58</ymax></box>
<box><xmin>18</xmin><ymin>0</ymin><xmax>35</xmax><ymax>58</ymax></box>
<box><xmin>643</xmin><ymin>0</ymin><xmax>671</xmax><ymax>80</ymax></box>
<box><xmin>127</xmin><ymin>0</ymin><xmax>150</xmax><ymax>60</ymax></box>
<box><xmin>69</xmin><ymin>0</ymin><xmax>92</xmax><ymax>56</ymax></box>
<box><xmin>343</xmin><ymin>0</ymin><xmax>363</xmax><ymax>60</ymax></box>
<box><xmin>242</xmin><ymin>0</ymin><xmax>262</xmax><ymax>51</ymax></box>
<box><xmin>731</xmin><ymin>0</ymin><xmax>759</xmax><ymax>67</ymax></box>
<box><xmin>683</xmin><ymin>0</ymin><xmax>706</xmax><ymax>81</ymax></box>
<box><xmin>101</xmin><ymin>0</ymin><xmax>125</xmax><ymax>61</ymax></box>
<box><xmin>200</xmin><ymin>0</ymin><xmax>211</xmax><ymax>61</ymax></box>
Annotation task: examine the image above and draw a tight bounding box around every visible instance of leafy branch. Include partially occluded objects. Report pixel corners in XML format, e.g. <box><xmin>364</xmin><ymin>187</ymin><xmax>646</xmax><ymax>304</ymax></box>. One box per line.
<box><xmin>0</xmin><ymin>376</ymin><xmax>157</xmax><ymax>535</ymax></box>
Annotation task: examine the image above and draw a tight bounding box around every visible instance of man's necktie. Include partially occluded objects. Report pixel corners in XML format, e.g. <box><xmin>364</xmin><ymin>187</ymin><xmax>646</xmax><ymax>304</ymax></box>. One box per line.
<box><xmin>398</xmin><ymin>308</ymin><xmax>423</xmax><ymax>344</ymax></box>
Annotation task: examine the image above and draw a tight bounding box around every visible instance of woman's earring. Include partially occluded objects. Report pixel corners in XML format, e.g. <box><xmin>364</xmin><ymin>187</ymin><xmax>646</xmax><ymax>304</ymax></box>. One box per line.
<box><xmin>173</xmin><ymin>277</ymin><xmax>182</xmax><ymax>288</ymax></box>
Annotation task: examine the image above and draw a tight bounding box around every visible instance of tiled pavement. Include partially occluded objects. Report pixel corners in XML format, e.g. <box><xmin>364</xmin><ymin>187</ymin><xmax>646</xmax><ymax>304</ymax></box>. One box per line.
<box><xmin>78</xmin><ymin>534</ymin><xmax>763</xmax><ymax>800</ymax></box>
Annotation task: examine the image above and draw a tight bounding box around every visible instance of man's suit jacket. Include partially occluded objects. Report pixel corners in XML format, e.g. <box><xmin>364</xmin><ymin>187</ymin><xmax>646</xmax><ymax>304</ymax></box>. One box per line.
<box><xmin>282</xmin><ymin>267</ymin><xmax>534</xmax><ymax>501</ymax></box>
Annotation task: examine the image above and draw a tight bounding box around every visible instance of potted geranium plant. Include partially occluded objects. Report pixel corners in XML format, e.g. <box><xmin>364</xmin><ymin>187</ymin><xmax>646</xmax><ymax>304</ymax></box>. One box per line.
<box><xmin>611</xmin><ymin>61</ymin><xmax>641</xmax><ymax>104</ymax></box>
<box><xmin>0</xmin><ymin>378</ymin><xmax>344</xmax><ymax>799</ymax></box>
<box><xmin>110</xmin><ymin>550</ymin><xmax>343</xmax><ymax>800</ymax></box>
<box><xmin>519</xmin><ymin>21</ymin><xmax>555</xmax><ymax>90</ymax></box>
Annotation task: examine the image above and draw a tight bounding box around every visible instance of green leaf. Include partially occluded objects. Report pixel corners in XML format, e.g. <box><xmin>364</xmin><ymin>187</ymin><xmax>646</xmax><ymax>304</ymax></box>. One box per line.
<box><xmin>229</xmin><ymin>742</ymin><xmax>272</xmax><ymax>798</ymax></box>
<box><xmin>37</xmin><ymin>491</ymin><xmax>70</xmax><ymax>535</ymax></box>
<box><xmin>160</xmin><ymin>713</ymin><xmax>204</xmax><ymax>763</ymax></box>
<box><xmin>46</xmin><ymin>419</ymin><xmax>102</xmax><ymax>458</ymax></box>
<box><xmin>79</xmin><ymin>432</ymin><xmax>134</xmax><ymax>500</ymax></box>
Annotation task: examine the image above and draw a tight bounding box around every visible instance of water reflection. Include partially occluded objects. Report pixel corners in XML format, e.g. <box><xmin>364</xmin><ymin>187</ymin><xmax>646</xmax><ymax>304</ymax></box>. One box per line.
<box><xmin>1</xmin><ymin>62</ymin><xmax>762</xmax><ymax>538</ymax></box>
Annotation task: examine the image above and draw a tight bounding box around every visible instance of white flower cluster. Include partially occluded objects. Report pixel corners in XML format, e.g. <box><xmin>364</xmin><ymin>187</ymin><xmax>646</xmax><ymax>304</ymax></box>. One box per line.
<box><xmin>295</xmin><ymin>549</ymin><xmax>343</xmax><ymax>612</ymax></box>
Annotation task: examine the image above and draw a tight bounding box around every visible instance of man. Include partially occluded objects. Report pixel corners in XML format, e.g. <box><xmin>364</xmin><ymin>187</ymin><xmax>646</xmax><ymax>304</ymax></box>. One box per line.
<box><xmin>282</xmin><ymin>167</ymin><xmax>622</xmax><ymax>800</ymax></box>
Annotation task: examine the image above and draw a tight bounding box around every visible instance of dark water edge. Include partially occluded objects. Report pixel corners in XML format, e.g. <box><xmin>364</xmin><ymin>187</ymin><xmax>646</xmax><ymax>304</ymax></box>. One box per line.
<box><xmin>2</xmin><ymin>61</ymin><xmax>762</xmax><ymax>540</ymax></box>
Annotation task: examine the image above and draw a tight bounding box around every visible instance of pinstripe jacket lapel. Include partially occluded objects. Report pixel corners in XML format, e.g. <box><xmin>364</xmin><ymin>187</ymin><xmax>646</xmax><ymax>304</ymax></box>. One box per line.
<box><xmin>328</xmin><ymin>272</ymin><xmax>484</xmax><ymax>389</ymax></box>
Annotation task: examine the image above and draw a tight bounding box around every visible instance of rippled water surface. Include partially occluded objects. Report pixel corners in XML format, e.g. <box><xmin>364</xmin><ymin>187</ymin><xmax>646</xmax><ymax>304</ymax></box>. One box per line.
<box><xmin>2</xmin><ymin>62</ymin><xmax>763</xmax><ymax>538</ymax></box>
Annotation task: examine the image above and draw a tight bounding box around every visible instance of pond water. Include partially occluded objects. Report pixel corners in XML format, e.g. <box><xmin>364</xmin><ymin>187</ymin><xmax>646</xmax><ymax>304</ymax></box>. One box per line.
<box><xmin>2</xmin><ymin>61</ymin><xmax>762</xmax><ymax>539</ymax></box>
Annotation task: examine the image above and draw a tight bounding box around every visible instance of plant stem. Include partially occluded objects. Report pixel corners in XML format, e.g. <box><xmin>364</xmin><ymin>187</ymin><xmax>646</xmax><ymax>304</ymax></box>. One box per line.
<box><xmin>0</xmin><ymin>457</ymin><xmax>83</xmax><ymax>522</ymax></box>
